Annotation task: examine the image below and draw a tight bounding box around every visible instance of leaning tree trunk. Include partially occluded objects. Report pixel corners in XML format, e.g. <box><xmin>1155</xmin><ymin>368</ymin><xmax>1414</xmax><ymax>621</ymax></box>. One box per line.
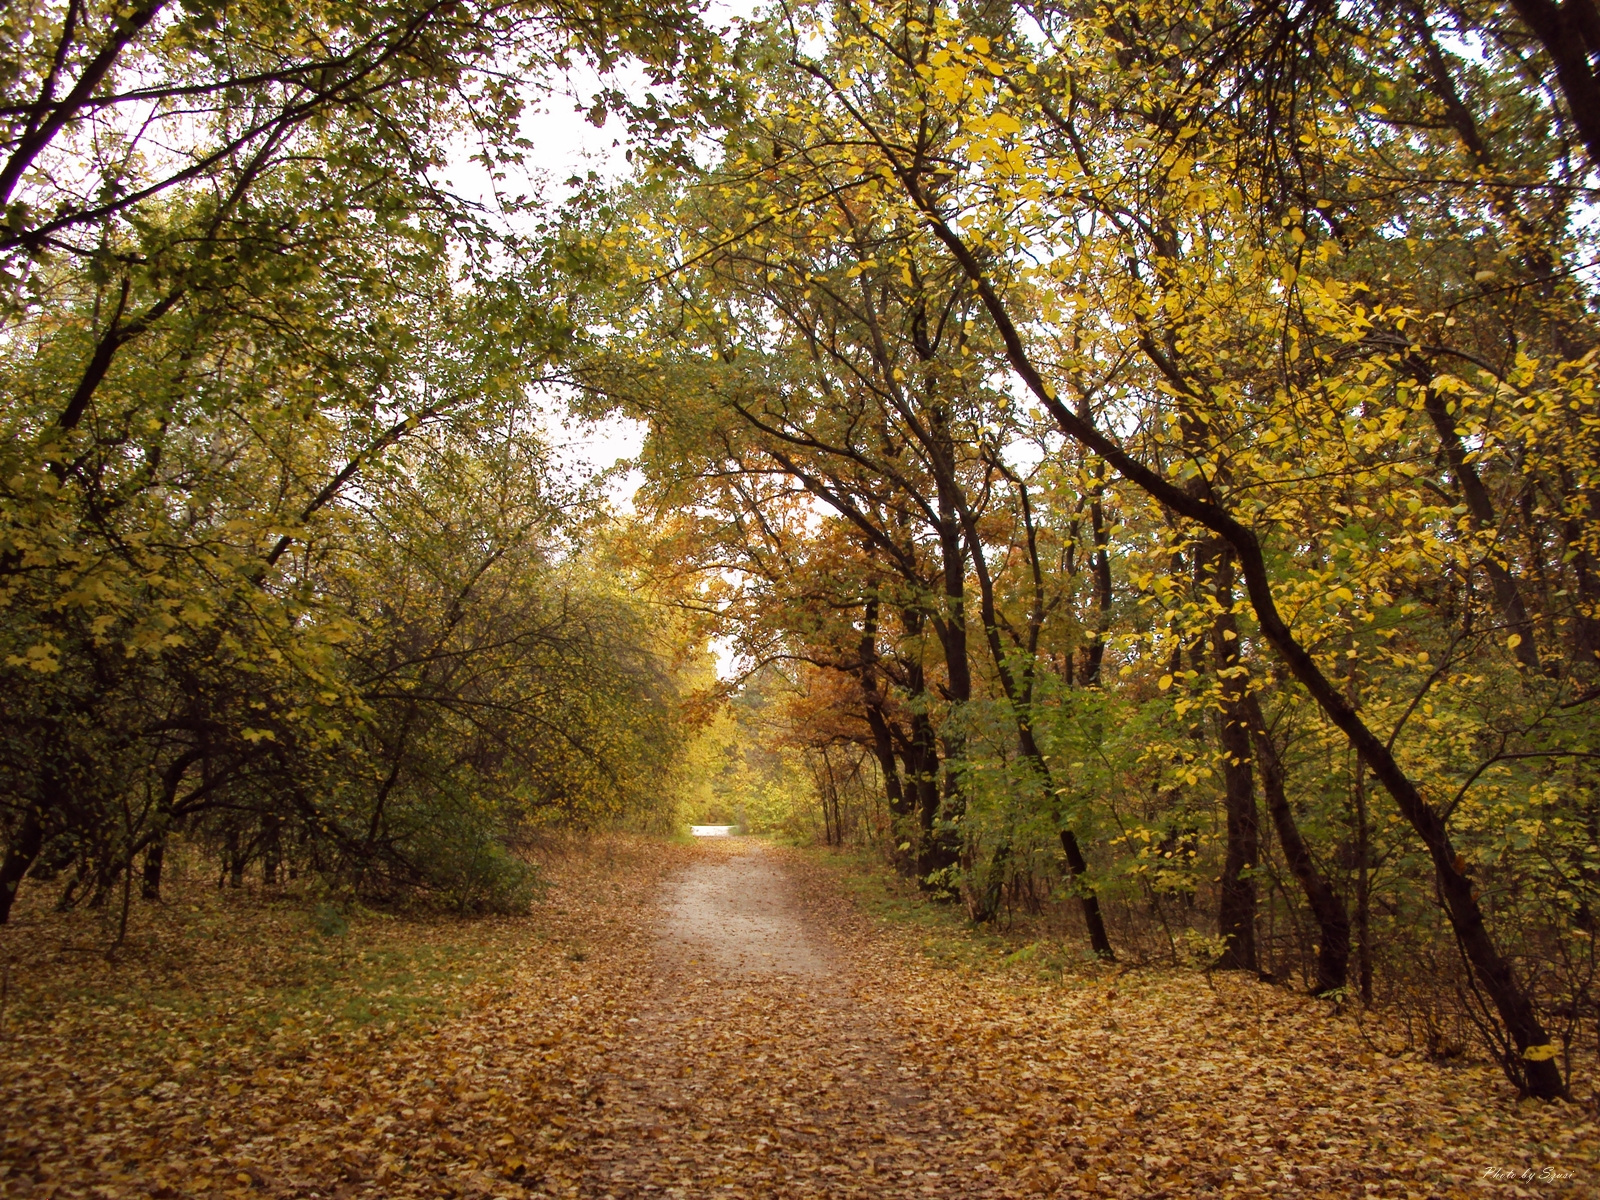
<box><xmin>1246</xmin><ymin>696</ymin><xmax>1351</xmax><ymax>993</ymax></box>
<box><xmin>957</xmin><ymin>495</ymin><xmax>1116</xmax><ymax>958</ymax></box>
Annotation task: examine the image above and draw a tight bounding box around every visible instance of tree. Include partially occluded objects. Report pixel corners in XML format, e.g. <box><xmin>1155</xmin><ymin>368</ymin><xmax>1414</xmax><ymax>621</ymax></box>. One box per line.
<box><xmin>599</xmin><ymin>0</ymin><xmax>1598</xmax><ymax>1098</ymax></box>
<box><xmin>0</xmin><ymin>0</ymin><xmax>709</xmax><ymax>925</ymax></box>
<box><xmin>769</xmin><ymin>0</ymin><xmax>1593</xmax><ymax>1098</ymax></box>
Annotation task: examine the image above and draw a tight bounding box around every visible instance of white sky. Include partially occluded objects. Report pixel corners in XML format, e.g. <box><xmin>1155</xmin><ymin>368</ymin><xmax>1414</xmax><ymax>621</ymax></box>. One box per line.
<box><xmin>439</xmin><ymin>59</ymin><xmax>647</xmax><ymax>506</ymax></box>
<box><xmin>446</xmin><ymin>2</ymin><xmax>760</xmax><ymax>515</ymax></box>
<box><xmin>468</xmin><ymin>9</ymin><xmax>758</xmax><ymax>676</ymax></box>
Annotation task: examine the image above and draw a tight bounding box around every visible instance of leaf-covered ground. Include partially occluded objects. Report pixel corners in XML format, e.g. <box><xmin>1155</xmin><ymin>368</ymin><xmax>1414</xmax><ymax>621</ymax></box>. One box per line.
<box><xmin>0</xmin><ymin>836</ymin><xmax>1595</xmax><ymax>1198</ymax></box>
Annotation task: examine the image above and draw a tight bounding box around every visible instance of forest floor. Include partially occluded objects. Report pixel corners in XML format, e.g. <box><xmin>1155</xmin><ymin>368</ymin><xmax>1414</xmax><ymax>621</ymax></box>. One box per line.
<box><xmin>0</xmin><ymin>835</ymin><xmax>1596</xmax><ymax>1199</ymax></box>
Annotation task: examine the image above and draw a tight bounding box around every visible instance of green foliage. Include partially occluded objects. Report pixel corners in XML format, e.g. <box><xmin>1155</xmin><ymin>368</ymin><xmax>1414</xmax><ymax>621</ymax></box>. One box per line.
<box><xmin>0</xmin><ymin>0</ymin><xmax>709</xmax><ymax>924</ymax></box>
<box><xmin>311</xmin><ymin>904</ymin><xmax>351</xmax><ymax>940</ymax></box>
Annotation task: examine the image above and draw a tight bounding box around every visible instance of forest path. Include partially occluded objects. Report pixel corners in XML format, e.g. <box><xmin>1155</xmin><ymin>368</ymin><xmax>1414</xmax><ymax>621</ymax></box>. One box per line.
<box><xmin>555</xmin><ymin>840</ymin><xmax>1597</xmax><ymax>1200</ymax></box>
<box><xmin>574</xmin><ymin>840</ymin><xmax>990</xmax><ymax>1197</ymax></box>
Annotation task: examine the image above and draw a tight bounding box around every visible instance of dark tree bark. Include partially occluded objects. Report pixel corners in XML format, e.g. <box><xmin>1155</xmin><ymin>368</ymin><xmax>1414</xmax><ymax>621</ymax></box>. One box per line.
<box><xmin>926</xmin><ymin>464</ymin><xmax>972</xmax><ymax>879</ymax></box>
<box><xmin>1211</xmin><ymin>550</ymin><xmax>1260</xmax><ymax>973</ymax></box>
<box><xmin>957</xmin><ymin>476</ymin><xmax>1116</xmax><ymax>958</ymax></box>
<box><xmin>908</xmin><ymin>709</ymin><xmax>951</xmax><ymax>880</ymax></box>
<box><xmin>0</xmin><ymin>807</ymin><xmax>45</xmax><ymax>924</ymax></box>
<box><xmin>262</xmin><ymin>814</ymin><xmax>283</xmax><ymax>886</ymax></box>
<box><xmin>1082</xmin><ymin>485</ymin><xmax>1114</xmax><ymax>685</ymax></box>
<box><xmin>863</xmin><ymin>693</ymin><xmax>913</xmax><ymax>872</ymax></box>
<box><xmin>141</xmin><ymin>837</ymin><xmax>165</xmax><ymax>902</ymax></box>
<box><xmin>224</xmin><ymin>826</ymin><xmax>245</xmax><ymax>889</ymax></box>
<box><xmin>1417</xmin><ymin>382</ymin><xmax>1542</xmax><ymax>671</ymax></box>
<box><xmin>1246</xmin><ymin>696</ymin><xmax>1351</xmax><ymax>993</ymax></box>
<box><xmin>1353</xmin><ymin>761</ymin><xmax>1374</xmax><ymax>1006</ymax></box>
<box><xmin>891</xmin><ymin>605</ymin><xmax>957</xmax><ymax>884</ymax></box>
<box><xmin>56</xmin><ymin>859</ymin><xmax>88</xmax><ymax>912</ymax></box>
<box><xmin>1507</xmin><ymin>0</ymin><xmax>1600</xmax><ymax>168</ymax></box>
<box><xmin>141</xmin><ymin>748</ymin><xmax>198</xmax><ymax>903</ymax></box>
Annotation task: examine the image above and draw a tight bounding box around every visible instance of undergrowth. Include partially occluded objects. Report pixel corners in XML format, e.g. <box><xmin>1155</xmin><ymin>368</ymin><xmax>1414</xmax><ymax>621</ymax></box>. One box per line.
<box><xmin>804</xmin><ymin>844</ymin><xmax>1113</xmax><ymax>982</ymax></box>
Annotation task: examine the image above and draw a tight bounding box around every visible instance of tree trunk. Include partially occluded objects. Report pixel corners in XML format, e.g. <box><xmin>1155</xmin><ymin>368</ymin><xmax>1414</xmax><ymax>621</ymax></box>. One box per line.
<box><xmin>262</xmin><ymin>814</ymin><xmax>282</xmax><ymax>886</ymax></box>
<box><xmin>1354</xmin><ymin>762</ymin><xmax>1374</xmax><ymax>1006</ymax></box>
<box><xmin>0</xmin><ymin>807</ymin><xmax>45</xmax><ymax>924</ymax></box>
<box><xmin>1058</xmin><ymin>828</ymin><xmax>1116</xmax><ymax>958</ymax></box>
<box><xmin>224</xmin><ymin>826</ymin><xmax>244</xmax><ymax>889</ymax></box>
<box><xmin>969</xmin><ymin>838</ymin><xmax>1011</xmax><ymax>924</ymax></box>
<box><xmin>860</xmin><ymin>600</ymin><xmax>914</xmax><ymax>873</ymax></box>
<box><xmin>1246</xmin><ymin>697</ymin><xmax>1350</xmax><ymax>993</ymax></box>
<box><xmin>1214</xmin><ymin>692</ymin><xmax>1260</xmax><ymax>971</ymax></box>
<box><xmin>1419</xmin><ymin>385</ymin><xmax>1541</xmax><ymax>671</ymax></box>
<box><xmin>957</xmin><ymin>493</ymin><xmax>1116</xmax><ymax>958</ymax></box>
<box><xmin>1082</xmin><ymin>488</ymin><xmax>1113</xmax><ymax>684</ymax></box>
<box><xmin>1506</xmin><ymin>0</ymin><xmax>1600</xmax><ymax>169</ymax></box>
<box><xmin>1207</xmin><ymin>547</ymin><xmax>1259</xmax><ymax>973</ymax></box>
<box><xmin>928</xmin><ymin>499</ymin><xmax>970</xmax><ymax>880</ymax></box>
<box><xmin>142</xmin><ymin>748</ymin><xmax>197</xmax><ymax>903</ymax></box>
<box><xmin>906</xmin><ymin>710</ymin><xmax>947</xmax><ymax>881</ymax></box>
<box><xmin>897</xmin><ymin>608</ymin><xmax>952</xmax><ymax>884</ymax></box>
<box><xmin>88</xmin><ymin>860</ymin><xmax>116</xmax><ymax>909</ymax></box>
<box><xmin>142</xmin><ymin>836</ymin><xmax>166</xmax><ymax>902</ymax></box>
<box><xmin>56</xmin><ymin>858</ymin><xmax>87</xmax><ymax>911</ymax></box>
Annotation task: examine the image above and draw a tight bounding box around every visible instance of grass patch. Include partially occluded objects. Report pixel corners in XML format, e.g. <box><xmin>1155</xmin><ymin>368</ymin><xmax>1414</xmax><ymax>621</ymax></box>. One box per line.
<box><xmin>804</xmin><ymin>845</ymin><xmax>1020</xmax><ymax>974</ymax></box>
<box><xmin>801</xmin><ymin>844</ymin><xmax>1117</xmax><ymax>984</ymax></box>
<box><xmin>0</xmin><ymin>876</ymin><xmax>544</xmax><ymax>1079</ymax></box>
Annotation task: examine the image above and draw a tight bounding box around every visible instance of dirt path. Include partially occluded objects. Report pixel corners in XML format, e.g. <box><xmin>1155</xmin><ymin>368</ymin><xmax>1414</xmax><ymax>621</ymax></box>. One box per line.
<box><xmin>557</xmin><ymin>840</ymin><xmax>1597</xmax><ymax>1200</ymax></box>
<box><xmin>575</xmin><ymin>840</ymin><xmax>989</xmax><ymax>1198</ymax></box>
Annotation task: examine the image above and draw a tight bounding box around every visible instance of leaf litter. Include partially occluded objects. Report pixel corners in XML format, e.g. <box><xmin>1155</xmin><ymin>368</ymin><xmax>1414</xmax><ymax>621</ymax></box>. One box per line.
<box><xmin>0</xmin><ymin>835</ymin><xmax>1594</xmax><ymax>1198</ymax></box>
